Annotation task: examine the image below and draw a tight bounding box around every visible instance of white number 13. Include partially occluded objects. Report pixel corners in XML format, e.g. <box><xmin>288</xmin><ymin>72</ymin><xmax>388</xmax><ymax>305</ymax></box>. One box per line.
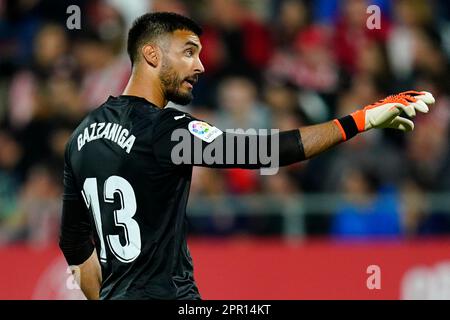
<box><xmin>82</xmin><ymin>176</ymin><xmax>141</xmax><ymax>263</ymax></box>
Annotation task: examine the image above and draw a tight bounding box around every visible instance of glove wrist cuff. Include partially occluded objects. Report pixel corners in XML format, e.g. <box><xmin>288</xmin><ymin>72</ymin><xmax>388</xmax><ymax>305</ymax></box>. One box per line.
<box><xmin>350</xmin><ymin>109</ymin><xmax>367</xmax><ymax>132</ymax></box>
<box><xmin>334</xmin><ymin>115</ymin><xmax>360</xmax><ymax>141</ymax></box>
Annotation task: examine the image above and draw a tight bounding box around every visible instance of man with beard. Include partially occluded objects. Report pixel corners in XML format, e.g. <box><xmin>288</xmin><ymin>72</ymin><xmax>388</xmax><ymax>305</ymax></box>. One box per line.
<box><xmin>59</xmin><ymin>12</ymin><xmax>435</xmax><ymax>299</ymax></box>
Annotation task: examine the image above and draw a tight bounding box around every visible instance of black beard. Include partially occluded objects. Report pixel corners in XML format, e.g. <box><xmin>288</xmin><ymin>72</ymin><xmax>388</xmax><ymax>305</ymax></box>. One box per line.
<box><xmin>166</xmin><ymin>87</ymin><xmax>193</xmax><ymax>106</ymax></box>
<box><xmin>159</xmin><ymin>60</ymin><xmax>193</xmax><ymax>106</ymax></box>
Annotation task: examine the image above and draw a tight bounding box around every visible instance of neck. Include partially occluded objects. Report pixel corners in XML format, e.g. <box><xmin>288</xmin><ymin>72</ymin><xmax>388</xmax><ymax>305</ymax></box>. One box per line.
<box><xmin>122</xmin><ymin>67</ymin><xmax>167</xmax><ymax>109</ymax></box>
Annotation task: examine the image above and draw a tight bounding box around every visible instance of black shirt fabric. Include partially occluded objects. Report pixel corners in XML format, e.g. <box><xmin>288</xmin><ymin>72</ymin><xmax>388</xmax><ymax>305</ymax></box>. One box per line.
<box><xmin>60</xmin><ymin>95</ymin><xmax>304</xmax><ymax>300</ymax></box>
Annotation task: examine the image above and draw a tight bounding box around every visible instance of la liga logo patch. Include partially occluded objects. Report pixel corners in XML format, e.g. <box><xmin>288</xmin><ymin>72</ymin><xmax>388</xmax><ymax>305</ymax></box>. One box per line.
<box><xmin>188</xmin><ymin>121</ymin><xmax>223</xmax><ymax>143</ymax></box>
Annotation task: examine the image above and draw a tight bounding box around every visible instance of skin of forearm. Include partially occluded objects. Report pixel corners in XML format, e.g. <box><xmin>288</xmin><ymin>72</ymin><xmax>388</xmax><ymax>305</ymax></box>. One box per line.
<box><xmin>77</xmin><ymin>249</ymin><xmax>102</xmax><ymax>300</ymax></box>
<box><xmin>299</xmin><ymin>120</ymin><xmax>345</xmax><ymax>159</ymax></box>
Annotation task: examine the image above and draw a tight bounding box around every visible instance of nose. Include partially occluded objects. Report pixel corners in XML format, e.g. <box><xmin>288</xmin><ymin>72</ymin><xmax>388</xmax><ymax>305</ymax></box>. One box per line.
<box><xmin>194</xmin><ymin>57</ymin><xmax>205</xmax><ymax>74</ymax></box>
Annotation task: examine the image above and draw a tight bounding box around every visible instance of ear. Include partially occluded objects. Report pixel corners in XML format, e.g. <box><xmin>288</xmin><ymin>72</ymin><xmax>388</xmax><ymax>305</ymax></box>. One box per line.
<box><xmin>141</xmin><ymin>44</ymin><xmax>160</xmax><ymax>68</ymax></box>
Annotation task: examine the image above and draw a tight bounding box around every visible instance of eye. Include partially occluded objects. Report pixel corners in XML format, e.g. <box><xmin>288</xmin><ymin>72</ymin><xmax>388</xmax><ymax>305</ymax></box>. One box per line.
<box><xmin>185</xmin><ymin>48</ymin><xmax>194</xmax><ymax>57</ymax></box>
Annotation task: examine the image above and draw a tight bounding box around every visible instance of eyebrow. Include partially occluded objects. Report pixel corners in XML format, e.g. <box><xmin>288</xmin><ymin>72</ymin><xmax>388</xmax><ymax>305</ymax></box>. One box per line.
<box><xmin>184</xmin><ymin>41</ymin><xmax>201</xmax><ymax>50</ymax></box>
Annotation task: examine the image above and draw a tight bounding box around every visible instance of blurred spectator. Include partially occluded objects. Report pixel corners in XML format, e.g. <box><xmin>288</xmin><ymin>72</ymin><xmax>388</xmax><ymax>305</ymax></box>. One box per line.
<box><xmin>215</xmin><ymin>75</ymin><xmax>271</xmax><ymax>130</ymax></box>
<box><xmin>0</xmin><ymin>164</ymin><xmax>61</xmax><ymax>245</ymax></box>
<box><xmin>405</xmin><ymin>89</ymin><xmax>450</xmax><ymax>190</ymax></box>
<box><xmin>386</xmin><ymin>0</ymin><xmax>434</xmax><ymax>84</ymax></box>
<box><xmin>331</xmin><ymin>167</ymin><xmax>402</xmax><ymax>238</ymax></box>
<box><xmin>214</xmin><ymin>76</ymin><xmax>270</xmax><ymax>197</ymax></box>
<box><xmin>189</xmin><ymin>167</ymin><xmax>239</xmax><ymax>235</ymax></box>
<box><xmin>401</xmin><ymin>178</ymin><xmax>450</xmax><ymax>236</ymax></box>
<box><xmin>263</xmin><ymin>80</ymin><xmax>309</xmax><ymax>123</ymax></box>
<box><xmin>201</xmin><ymin>0</ymin><xmax>273</xmax><ymax>77</ymax></box>
<box><xmin>400</xmin><ymin>178</ymin><xmax>428</xmax><ymax>236</ymax></box>
<box><xmin>272</xmin><ymin>0</ymin><xmax>309</xmax><ymax>49</ymax></box>
<box><xmin>266</xmin><ymin>24</ymin><xmax>338</xmax><ymax>94</ymax></box>
<box><xmin>8</xmin><ymin>23</ymin><xmax>71</xmax><ymax>129</ymax></box>
<box><xmin>312</xmin><ymin>0</ymin><xmax>392</xmax><ymax>25</ymax></box>
<box><xmin>74</xmin><ymin>27</ymin><xmax>130</xmax><ymax>110</ymax></box>
<box><xmin>355</xmin><ymin>41</ymin><xmax>393</xmax><ymax>90</ymax></box>
<box><xmin>332</xmin><ymin>0</ymin><xmax>390</xmax><ymax>76</ymax></box>
<box><xmin>151</xmin><ymin>0</ymin><xmax>189</xmax><ymax>16</ymax></box>
<box><xmin>109</xmin><ymin>0</ymin><xmax>152</xmax><ymax>28</ymax></box>
<box><xmin>194</xmin><ymin>0</ymin><xmax>273</xmax><ymax>106</ymax></box>
<box><xmin>0</xmin><ymin>130</ymin><xmax>22</xmax><ymax>232</ymax></box>
<box><xmin>74</xmin><ymin>2</ymin><xmax>130</xmax><ymax>110</ymax></box>
<box><xmin>18</xmin><ymin>164</ymin><xmax>62</xmax><ymax>246</ymax></box>
<box><xmin>257</xmin><ymin>169</ymin><xmax>302</xmax><ymax>235</ymax></box>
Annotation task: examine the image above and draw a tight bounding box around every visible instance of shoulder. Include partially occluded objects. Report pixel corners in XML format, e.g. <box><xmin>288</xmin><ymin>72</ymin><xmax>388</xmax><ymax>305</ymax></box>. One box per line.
<box><xmin>158</xmin><ymin>107</ymin><xmax>195</xmax><ymax>120</ymax></box>
<box><xmin>154</xmin><ymin>107</ymin><xmax>197</xmax><ymax>129</ymax></box>
<box><xmin>155</xmin><ymin>108</ymin><xmax>223</xmax><ymax>143</ymax></box>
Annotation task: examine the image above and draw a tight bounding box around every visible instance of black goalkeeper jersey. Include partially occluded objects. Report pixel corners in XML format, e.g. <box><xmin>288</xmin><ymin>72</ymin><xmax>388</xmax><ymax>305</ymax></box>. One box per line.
<box><xmin>60</xmin><ymin>94</ymin><xmax>303</xmax><ymax>300</ymax></box>
<box><xmin>62</xmin><ymin>95</ymin><xmax>216</xmax><ymax>299</ymax></box>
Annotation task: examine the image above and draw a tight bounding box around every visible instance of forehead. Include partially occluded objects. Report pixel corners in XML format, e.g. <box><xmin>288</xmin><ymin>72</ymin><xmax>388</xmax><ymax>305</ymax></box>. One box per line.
<box><xmin>169</xmin><ymin>29</ymin><xmax>202</xmax><ymax>49</ymax></box>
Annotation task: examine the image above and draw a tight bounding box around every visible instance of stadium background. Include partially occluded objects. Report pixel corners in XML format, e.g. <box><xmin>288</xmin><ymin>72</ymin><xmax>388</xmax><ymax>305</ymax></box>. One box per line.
<box><xmin>0</xmin><ymin>0</ymin><xmax>449</xmax><ymax>299</ymax></box>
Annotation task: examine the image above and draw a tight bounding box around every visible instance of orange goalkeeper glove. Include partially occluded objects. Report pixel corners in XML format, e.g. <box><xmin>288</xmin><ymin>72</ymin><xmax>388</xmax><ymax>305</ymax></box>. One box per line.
<box><xmin>334</xmin><ymin>91</ymin><xmax>435</xmax><ymax>141</ymax></box>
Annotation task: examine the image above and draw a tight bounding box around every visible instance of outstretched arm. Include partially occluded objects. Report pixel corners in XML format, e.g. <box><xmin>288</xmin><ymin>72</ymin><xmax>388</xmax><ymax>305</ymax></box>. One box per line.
<box><xmin>152</xmin><ymin>91</ymin><xmax>435</xmax><ymax>169</ymax></box>
<box><xmin>300</xmin><ymin>121</ymin><xmax>343</xmax><ymax>159</ymax></box>
<box><xmin>300</xmin><ymin>91</ymin><xmax>435</xmax><ymax>160</ymax></box>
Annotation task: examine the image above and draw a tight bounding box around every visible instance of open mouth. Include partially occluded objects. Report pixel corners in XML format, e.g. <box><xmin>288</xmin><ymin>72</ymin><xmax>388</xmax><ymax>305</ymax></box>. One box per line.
<box><xmin>183</xmin><ymin>77</ymin><xmax>197</xmax><ymax>88</ymax></box>
<box><xmin>183</xmin><ymin>81</ymin><xmax>193</xmax><ymax>89</ymax></box>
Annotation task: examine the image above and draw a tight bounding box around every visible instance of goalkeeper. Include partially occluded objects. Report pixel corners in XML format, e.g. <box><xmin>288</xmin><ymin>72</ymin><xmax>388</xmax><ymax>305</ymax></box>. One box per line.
<box><xmin>59</xmin><ymin>12</ymin><xmax>436</xmax><ymax>300</ymax></box>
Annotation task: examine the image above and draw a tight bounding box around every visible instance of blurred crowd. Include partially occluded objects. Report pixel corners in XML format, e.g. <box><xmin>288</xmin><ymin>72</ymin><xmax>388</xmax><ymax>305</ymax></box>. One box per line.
<box><xmin>0</xmin><ymin>0</ymin><xmax>449</xmax><ymax>245</ymax></box>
